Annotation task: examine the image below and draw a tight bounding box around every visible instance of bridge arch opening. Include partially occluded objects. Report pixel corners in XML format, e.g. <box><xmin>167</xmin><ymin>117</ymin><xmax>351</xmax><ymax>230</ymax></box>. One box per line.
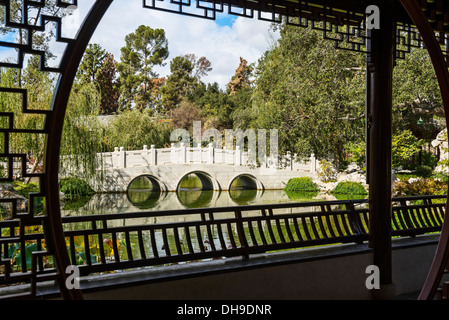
<box><xmin>177</xmin><ymin>172</ymin><xmax>218</xmax><ymax>191</ymax></box>
<box><xmin>126</xmin><ymin>175</ymin><xmax>165</xmax><ymax>209</ymax></box>
<box><xmin>229</xmin><ymin>174</ymin><xmax>263</xmax><ymax>190</ymax></box>
<box><xmin>176</xmin><ymin>172</ymin><xmax>219</xmax><ymax>208</ymax></box>
<box><xmin>228</xmin><ymin>174</ymin><xmax>264</xmax><ymax>205</ymax></box>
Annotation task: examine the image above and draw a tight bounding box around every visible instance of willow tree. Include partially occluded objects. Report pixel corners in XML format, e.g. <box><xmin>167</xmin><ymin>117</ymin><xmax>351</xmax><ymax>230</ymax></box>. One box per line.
<box><xmin>0</xmin><ymin>59</ymin><xmax>54</xmax><ymax>180</ymax></box>
<box><xmin>60</xmin><ymin>82</ymin><xmax>104</xmax><ymax>185</ymax></box>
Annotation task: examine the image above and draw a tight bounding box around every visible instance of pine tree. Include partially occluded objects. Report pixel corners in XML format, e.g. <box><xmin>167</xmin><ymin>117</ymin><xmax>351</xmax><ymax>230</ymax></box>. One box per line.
<box><xmin>160</xmin><ymin>56</ymin><xmax>197</xmax><ymax>112</ymax></box>
<box><xmin>116</xmin><ymin>25</ymin><xmax>169</xmax><ymax>111</ymax></box>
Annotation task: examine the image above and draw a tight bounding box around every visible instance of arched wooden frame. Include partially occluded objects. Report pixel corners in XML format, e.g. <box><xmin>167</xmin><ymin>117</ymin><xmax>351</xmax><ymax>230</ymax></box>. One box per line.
<box><xmin>399</xmin><ymin>0</ymin><xmax>449</xmax><ymax>300</ymax></box>
<box><xmin>1</xmin><ymin>0</ymin><xmax>448</xmax><ymax>300</ymax></box>
<box><xmin>45</xmin><ymin>0</ymin><xmax>113</xmax><ymax>300</ymax></box>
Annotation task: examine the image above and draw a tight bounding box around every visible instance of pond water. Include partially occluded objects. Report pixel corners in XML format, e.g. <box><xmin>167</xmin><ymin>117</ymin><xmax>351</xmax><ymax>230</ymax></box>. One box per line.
<box><xmin>59</xmin><ymin>176</ymin><xmax>368</xmax><ymax>265</ymax></box>
<box><xmin>62</xmin><ymin>183</ymin><xmax>366</xmax><ymax>217</ymax></box>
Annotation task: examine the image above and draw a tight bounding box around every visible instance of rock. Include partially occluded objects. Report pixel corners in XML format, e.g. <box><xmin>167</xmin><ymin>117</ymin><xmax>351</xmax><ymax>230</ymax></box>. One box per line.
<box><xmin>0</xmin><ymin>183</ymin><xmax>15</xmax><ymax>192</ymax></box>
<box><xmin>0</xmin><ymin>190</ymin><xmax>28</xmax><ymax>213</ymax></box>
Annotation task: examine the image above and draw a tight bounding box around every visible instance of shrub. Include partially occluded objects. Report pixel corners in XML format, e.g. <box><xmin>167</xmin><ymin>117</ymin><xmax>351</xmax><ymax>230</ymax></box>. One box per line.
<box><xmin>317</xmin><ymin>159</ymin><xmax>337</xmax><ymax>182</ymax></box>
<box><xmin>331</xmin><ymin>181</ymin><xmax>367</xmax><ymax>195</ymax></box>
<box><xmin>12</xmin><ymin>181</ymin><xmax>39</xmax><ymax>197</ymax></box>
<box><xmin>59</xmin><ymin>177</ymin><xmax>95</xmax><ymax>198</ymax></box>
<box><xmin>393</xmin><ymin>178</ymin><xmax>447</xmax><ymax>196</ymax></box>
<box><xmin>12</xmin><ymin>181</ymin><xmax>43</xmax><ymax>213</ymax></box>
<box><xmin>284</xmin><ymin>177</ymin><xmax>319</xmax><ymax>192</ymax></box>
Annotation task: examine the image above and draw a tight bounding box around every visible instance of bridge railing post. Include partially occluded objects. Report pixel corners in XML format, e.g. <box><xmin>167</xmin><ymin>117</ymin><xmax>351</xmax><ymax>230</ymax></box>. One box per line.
<box><xmin>150</xmin><ymin>145</ymin><xmax>156</xmax><ymax>166</ymax></box>
<box><xmin>208</xmin><ymin>143</ymin><xmax>214</xmax><ymax>164</ymax></box>
<box><xmin>119</xmin><ymin>147</ymin><xmax>126</xmax><ymax>168</ymax></box>
<box><xmin>181</xmin><ymin>143</ymin><xmax>187</xmax><ymax>164</ymax></box>
<box><xmin>235</xmin><ymin>146</ymin><xmax>242</xmax><ymax>166</ymax></box>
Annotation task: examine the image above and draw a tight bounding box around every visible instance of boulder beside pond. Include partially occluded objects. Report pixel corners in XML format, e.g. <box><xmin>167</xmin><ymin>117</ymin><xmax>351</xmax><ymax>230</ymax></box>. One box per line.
<box><xmin>0</xmin><ymin>183</ymin><xmax>28</xmax><ymax>215</ymax></box>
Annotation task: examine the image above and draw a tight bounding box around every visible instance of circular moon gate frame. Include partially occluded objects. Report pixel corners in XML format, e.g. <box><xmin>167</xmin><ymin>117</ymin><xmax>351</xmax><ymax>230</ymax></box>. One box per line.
<box><xmin>0</xmin><ymin>0</ymin><xmax>449</xmax><ymax>300</ymax></box>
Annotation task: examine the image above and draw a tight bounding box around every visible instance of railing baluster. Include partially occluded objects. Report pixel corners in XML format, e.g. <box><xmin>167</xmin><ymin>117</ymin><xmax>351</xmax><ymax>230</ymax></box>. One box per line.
<box><xmin>227</xmin><ymin>223</ymin><xmax>237</xmax><ymax>248</ymax></box>
<box><xmin>173</xmin><ymin>227</ymin><xmax>183</xmax><ymax>255</ymax></box>
<box><xmin>195</xmin><ymin>225</ymin><xmax>205</xmax><ymax>252</ymax></box>
<box><xmin>332</xmin><ymin>214</ymin><xmax>344</xmax><ymax>237</ymax></box>
<box><xmin>84</xmin><ymin>234</ymin><xmax>92</xmax><ymax>265</ymax></box>
<box><xmin>216</xmin><ymin>223</ymin><xmax>227</xmax><ymax>250</ymax></box>
<box><xmin>247</xmin><ymin>220</ymin><xmax>258</xmax><ymax>246</ymax></box>
<box><xmin>205</xmin><ymin>213</ymin><xmax>216</xmax><ymax>251</ymax></box>
<box><xmin>308</xmin><ymin>216</ymin><xmax>321</xmax><ymax>240</ymax></box>
<box><xmin>256</xmin><ymin>219</ymin><xmax>268</xmax><ymax>246</ymax></box>
<box><xmin>292</xmin><ymin>217</ymin><xmax>303</xmax><ymax>241</ymax></box>
<box><xmin>284</xmin><ymin>217</ymin><xmax>294</xmax><ymax>242</ymax></box>
<box><xmin>162</xmin><ymin>228</ymin><xmax>171</xmax><ymax>256</ymax></box>
<box><xmin>264</xmin><ymin>209</ymin><xmax>277</xmax><ymax>244</ymax></box>
<box><xmin>125</xmin><ymin>231</ymin><xmax>133</xmax><ymax>261</ymax></box>
<box><xmin>112</xmin><ymin>232</ymin><xmax>120</xmax><ymax>262</ymax></box>
<box><xmin>138</xmin><ymin>230</ymin><xmax>146</xmax><ymax>259</ymax></box>
<box><xmin>317</xmin><ymin>215</ymin><xmax>329</xmax><ymax>239</ymax></box>
<box><xmin>150</xmin><ymin>229</ymin><xmax>159</xmax><ymax>258</ymax></box>
<box><xmin>69</xmin><ymin>237</ymin><xmax>76</xmax><ymax>265</ymax></box>
<box><xmin>300</xmin><ymin>216</ymin><xmax>313</xmax><ymax>240</ymax></box>
<box><xmin>235</xmin><ymin>210</ymin><xmax>248</xmax><ymax>248</ymax></box>
<box><xmin>184</xmin><ymin>226</ymin><xmax>194</xmax><ymax>254</ymax></box>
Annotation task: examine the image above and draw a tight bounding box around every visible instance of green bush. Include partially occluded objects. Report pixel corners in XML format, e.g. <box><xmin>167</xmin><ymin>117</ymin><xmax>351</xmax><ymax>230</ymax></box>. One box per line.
<box><xmin>331</xmin><ymin>181</ymin><xmax>367</xmax><ymax>195</ymax></box>
<box><xmin>59</xmin><ymin>177</ymin><xmax>95</xmax><ymax>198</ymax></box>
<box><xmin>414</xmin><ymin>165</ymin><xmax>433</xmax><ymax>178</ymax></box>
<box><xmin>12</xmin><ymin>181</ymin><xmax>43</xmax><ymax>213</ymax></box>
<box><xmin>12</xmin><ymin>181</ymin><xmax>39</xmax><ymax>197</ymax></box>
<box><xmin>393</xmin><ymin>178</ymin><xmax>447</xmax><ymax>196</ymax></box>
<box><xmin>284</xmin><ymin>177</ymin><xmax>319</xmax><ymax>192</ymax></box>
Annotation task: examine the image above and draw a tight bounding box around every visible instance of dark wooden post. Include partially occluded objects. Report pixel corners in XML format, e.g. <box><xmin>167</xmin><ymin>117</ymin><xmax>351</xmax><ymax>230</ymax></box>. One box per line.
<box><xmin>366</xmin><ymin>0</ymin><xmax>395</xmax><ymax>297</ymax></box>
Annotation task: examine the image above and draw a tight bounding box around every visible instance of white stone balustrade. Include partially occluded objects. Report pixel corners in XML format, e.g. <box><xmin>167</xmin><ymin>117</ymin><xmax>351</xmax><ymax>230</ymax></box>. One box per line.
<box><xmin>97</xmin><ymin>144</ymin><xmax>317</xmax><ymax>173</ymax></box>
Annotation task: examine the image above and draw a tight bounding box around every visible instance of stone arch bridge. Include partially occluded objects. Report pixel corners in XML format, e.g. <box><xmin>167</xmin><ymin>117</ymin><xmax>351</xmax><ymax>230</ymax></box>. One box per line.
<box><xmin>76</xmin><ymin>145</ymin><xmax>318</xmax><ymax>193</ymax></box>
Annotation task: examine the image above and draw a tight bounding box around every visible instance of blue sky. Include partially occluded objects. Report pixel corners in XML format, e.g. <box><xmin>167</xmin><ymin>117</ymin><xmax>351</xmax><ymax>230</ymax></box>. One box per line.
<box><xmin>0</xmin><ymin>0</ymin><xmax>279</xmax><ymax>88</ymax></box>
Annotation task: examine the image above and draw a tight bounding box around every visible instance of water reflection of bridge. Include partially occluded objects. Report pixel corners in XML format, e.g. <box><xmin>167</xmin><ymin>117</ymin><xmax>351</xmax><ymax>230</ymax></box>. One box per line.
<box><xmin>65</xmin><ymin>189</ymin><xmax>338</xmax><ymax>217</ymax></box>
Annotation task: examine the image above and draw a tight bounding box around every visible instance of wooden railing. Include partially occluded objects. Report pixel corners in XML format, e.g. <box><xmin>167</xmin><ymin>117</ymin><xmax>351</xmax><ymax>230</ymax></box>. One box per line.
<box><xmin>0</xmin><ymin>195</ymin><xmax>445</xmax><ymax>289</ymax></box>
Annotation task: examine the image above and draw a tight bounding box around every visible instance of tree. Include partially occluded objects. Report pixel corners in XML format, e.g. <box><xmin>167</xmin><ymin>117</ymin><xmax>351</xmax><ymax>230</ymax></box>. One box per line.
<box><xmin>227</xmin><ymin>57</ymin><xmax>253</xmax><ymax>96</ymax></box>
<box><xmin>190</xmin><ymin>82</ymin><xmax>235</xmax><ymax>130</ymax></box>
<box><xmin>251</xmin><ymin>24</ymin><xmax>365</xmax><ymax>169</ymax></box>
<box><xmin>116</xmin><ymin>25</ymin><xmax>169</xmax><ymax>111</ymax></box>
<box><xmin>393</xmin><ymin>47</ymin><xmax>444</xmax><ymax>140</ymax></box>
<box><xmin>171</xmin><ymin>99</ymin><xmax>204</xmax><ymax>131</ymax></box>
<box><xmin>184</xmin><ymin>54</ymin><xmax>212</xmax><ymax>80</ymax></box>
<box><xmin>160</xmin><ymin>56</ymin><xmax>197</xmax><ymax>111</ymax></box>
<box><xmin>102</xmin><ymin>109</ymin><xmax>173</xmax><ymax>151</ymax></box>
<box><xmin>76</xmin><ymin>43</ymin><xmax>107</xmax><ymax>84</ymax></box>
<box><xmin>391</xmin><ymin>130</ymin><xmax>424</xmax><ymax>168</ymax></box>
<box><xmin>96</xmin><ymin>53</ymin><xmax>120</xmax><ymax>115</ymax></box>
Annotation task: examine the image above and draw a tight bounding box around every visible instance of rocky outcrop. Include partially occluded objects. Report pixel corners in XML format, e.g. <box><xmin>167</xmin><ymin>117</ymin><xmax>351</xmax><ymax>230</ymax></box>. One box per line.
<box><xmin>0</xmin><ymin>183</ymin><xmax>27</xmax><ymax>215</ymax></box>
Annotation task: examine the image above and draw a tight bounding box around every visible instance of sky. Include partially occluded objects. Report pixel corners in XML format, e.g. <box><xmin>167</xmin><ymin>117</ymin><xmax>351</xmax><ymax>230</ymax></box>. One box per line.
<box><xmin>61</xmin><ymin>0</ymin><xmax>281</xmax><ymax>89</ymax></box>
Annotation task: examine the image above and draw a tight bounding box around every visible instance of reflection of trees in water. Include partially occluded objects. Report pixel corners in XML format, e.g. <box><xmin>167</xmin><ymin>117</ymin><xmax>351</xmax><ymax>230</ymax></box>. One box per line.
<box><xmin>177</xmin><ymin>190</ymin><xmax>214</xmax><ymax>208</ymax></box>
<box><xmin>229</xmin><ymin>189</ymin><xmax>258</xmax><ymax>205</ymax></box>
<box><xmin>127</xmin><ymin>176</ymin><xmax>163</xmax><ymax>210</ymax></box>
<box><xmin>127</xmin><ymin>189</ymin><xmax>162</xmax><ymax>209</ymax></box>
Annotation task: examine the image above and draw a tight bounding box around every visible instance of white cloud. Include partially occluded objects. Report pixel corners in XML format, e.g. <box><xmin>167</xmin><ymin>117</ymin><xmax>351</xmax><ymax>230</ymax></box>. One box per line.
<box><xmin>82</xmin><ymin>0</ymin><xmax>279</xmax><ymax>88</ymax></box>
